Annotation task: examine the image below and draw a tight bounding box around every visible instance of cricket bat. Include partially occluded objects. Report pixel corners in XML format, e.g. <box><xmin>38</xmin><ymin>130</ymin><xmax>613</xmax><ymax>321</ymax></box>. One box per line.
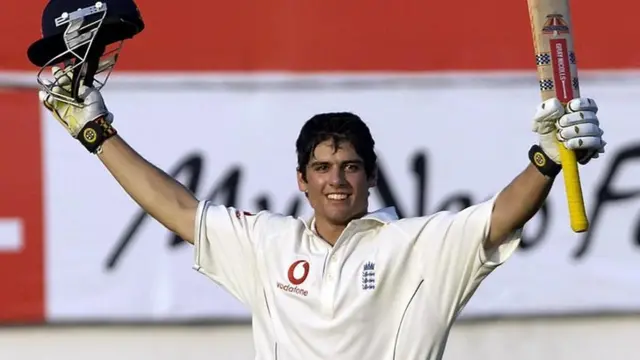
<box><xmin>527</xmin><ymin>0</ymin><xmax>588</xmax><ymax>233</ymax></box>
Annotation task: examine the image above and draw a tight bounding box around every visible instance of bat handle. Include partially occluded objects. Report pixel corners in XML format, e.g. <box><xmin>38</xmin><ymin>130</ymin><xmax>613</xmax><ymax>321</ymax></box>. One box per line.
<box><xmin>557</xmin><ymin>141</ymin><xmax>589</xmax><ymax>232</ymax></box>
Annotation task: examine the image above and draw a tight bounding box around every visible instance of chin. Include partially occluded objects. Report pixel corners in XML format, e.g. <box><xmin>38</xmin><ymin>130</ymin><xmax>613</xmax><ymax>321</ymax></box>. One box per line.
<box><xmin>328</xmin><ymin>217</ymin><xmax>352</xmax><ymax>226</ymax></box>
<box><xmin>325</xmin><ymin>210</ymin><xmax>359</xmax><ymax>226</ymax></box>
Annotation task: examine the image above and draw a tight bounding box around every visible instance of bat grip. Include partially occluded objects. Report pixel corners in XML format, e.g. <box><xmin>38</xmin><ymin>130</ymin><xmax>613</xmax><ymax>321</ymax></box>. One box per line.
<box><xmin>557</xmin><ymin>141</ymin><xmax>589</xmax><ymax>232</ymax></box>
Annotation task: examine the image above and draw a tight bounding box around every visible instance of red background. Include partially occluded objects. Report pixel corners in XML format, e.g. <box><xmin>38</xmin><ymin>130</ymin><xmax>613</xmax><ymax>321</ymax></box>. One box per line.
<box><xmin>3</xmin><ymin>0</ymin><xmax>640</xmax><ymax>72</ymax></box>
<box><xmin>0</xmin><ymin>91</ymin><xmax>44</xmax><ymax>323</ymax></box>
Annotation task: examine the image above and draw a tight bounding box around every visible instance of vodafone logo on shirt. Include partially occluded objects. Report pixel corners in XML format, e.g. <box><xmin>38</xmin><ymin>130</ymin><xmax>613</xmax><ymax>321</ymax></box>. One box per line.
<box><xmin>277</xmin><ymin>260</ymin><xmax>310</xmax><ymax>297</ymax></box>
<box><xmin>288</xmin><ymin>260</ymin><xmax>310</xmax><ymax>285</ymax></box>
<box><xmin>0</xmin><ymin>90</ymin><xmax>45</xmax><ymax>323</ymax></box>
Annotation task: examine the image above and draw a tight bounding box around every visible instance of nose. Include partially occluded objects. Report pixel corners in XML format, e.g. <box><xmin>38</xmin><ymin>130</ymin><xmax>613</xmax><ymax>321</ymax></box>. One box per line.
<box><xmin>329</xmin><ymin>167</ymin><xmax>347</xmax><ymax>186</ymax></box>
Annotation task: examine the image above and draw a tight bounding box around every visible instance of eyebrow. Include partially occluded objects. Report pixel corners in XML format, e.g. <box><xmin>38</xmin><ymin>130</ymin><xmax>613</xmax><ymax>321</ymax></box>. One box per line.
<box><xmin>308</xmin><ymin>159</ymin><xmax>364</xmax><ymax>166</ymax></box>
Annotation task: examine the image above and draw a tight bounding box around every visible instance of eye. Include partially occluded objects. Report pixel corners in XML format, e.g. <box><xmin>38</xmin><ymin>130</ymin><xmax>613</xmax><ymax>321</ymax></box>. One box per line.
<box><xmin>345</xmin><ymin>163</ymin><xmax>360</xmax><ymax>172</ymax></box>
<box><xmin>314</xmin><ymin>164</ymin><xmax>329</xmax><ymax>172</ymax></box>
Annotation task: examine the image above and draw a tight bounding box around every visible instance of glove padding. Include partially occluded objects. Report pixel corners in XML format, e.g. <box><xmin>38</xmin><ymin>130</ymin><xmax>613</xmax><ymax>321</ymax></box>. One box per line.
<box><xmin>532</xmin><ymin>97</ymin><xmax>606</xmax><ymax>165</ymax></box>
<box><xmin>38</xmin><ymin>66</ymin><xmax>113</xmax><ymax>138</ymax></box>
<box><xmin>39</xmin><ymin>66</ymin><xmax>116</xmax><ymax>153</ymax></box>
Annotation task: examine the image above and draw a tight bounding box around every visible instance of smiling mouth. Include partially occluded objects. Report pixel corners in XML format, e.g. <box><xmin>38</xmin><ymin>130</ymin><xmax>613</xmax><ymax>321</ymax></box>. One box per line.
<box><xmin>326</xmin><ymin>193</ymin><xmax>350</xmax><ymax>201</ymax></box>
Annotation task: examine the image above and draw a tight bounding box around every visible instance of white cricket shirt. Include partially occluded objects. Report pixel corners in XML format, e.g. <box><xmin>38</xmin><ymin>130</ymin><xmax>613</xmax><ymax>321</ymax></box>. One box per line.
<box><xmin>193</xmin><ymin>194</ymin><xmax>521</xmax><ymax>360</ymax></box>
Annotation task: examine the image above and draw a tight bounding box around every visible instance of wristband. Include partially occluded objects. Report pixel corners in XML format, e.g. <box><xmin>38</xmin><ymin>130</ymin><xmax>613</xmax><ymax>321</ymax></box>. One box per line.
<box><xmin>78</xmin><ymin>117</ymin><xmax>117</xmax><ymax>154</ymax></box>
<box><xmin>528</xmin><ymin>144</ymin><xmax>561</xmax><ymax>177</ymax></box>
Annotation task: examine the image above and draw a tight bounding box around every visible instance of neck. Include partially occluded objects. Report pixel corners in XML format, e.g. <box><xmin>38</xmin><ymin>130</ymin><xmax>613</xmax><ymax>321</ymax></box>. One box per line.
<box><xmin>313</xmin><ymin>210</ymin><xmax>367</xmax><ymax>246</ymax></box>
<box><xmin>314</xmin><ymin>220</ymin><xmax>347</xmax><ymax>246</ymax></box>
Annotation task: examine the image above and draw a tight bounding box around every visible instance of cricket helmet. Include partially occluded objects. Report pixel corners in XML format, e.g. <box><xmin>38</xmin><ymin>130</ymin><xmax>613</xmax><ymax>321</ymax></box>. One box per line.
<box><xmin>28</xmin><ymin>0</ymin><xmax>144</xmax><ymax>106</ymax></box>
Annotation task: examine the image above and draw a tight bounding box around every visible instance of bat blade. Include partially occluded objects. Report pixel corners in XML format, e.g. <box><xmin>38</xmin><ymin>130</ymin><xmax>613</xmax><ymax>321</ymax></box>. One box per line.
<box><xmin>527</xmin><ymin>0</ymin><xmax>588</xmax><ymax>233</ymax></box>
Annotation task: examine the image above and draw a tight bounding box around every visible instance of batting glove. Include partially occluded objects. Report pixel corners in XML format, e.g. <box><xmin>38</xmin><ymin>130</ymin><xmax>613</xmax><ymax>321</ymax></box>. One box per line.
<box><xmin>532</xmin><ymin>97</ymin><xmax>606</xmax><ymax>165</ymax></box>
<box><xmin>39</xmin><ymin>66</ymin><xmax>117</xmax><ymax>154</ymax></box>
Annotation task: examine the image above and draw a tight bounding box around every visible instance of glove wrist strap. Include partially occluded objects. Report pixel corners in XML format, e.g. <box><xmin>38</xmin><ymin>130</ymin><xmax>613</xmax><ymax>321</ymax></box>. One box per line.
<box><xmin>78</xmin><ymin>117</ymin><xmax>117</xmax><ymax>154</ymax></box>
<box><xmin>528</xmin><ymin>144</ymin><xmax>561</xmax><ymax>177</ymax></box>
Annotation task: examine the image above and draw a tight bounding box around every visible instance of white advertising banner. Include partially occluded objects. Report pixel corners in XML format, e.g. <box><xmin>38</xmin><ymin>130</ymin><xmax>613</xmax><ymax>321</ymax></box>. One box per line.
<box><xmin>40</xmin><ymin>73</ymin><xmax>640</xmax><ymax>321</ymax></box>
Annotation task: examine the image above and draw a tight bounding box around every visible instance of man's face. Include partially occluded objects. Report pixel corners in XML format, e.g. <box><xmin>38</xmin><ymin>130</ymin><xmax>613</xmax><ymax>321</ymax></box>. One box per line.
<box><xmin>297</xmin><ymin>139</ymin><xmax>376</xmax><ymax>226</ymax></box>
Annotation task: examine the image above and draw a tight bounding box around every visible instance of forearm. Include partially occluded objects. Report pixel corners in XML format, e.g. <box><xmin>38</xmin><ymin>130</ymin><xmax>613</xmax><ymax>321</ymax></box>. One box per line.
<box><xmin>487</xmin><ymin>163</ymin><xmax>554</xmax><ymax>246</ymax></box>
<box><xmin>98</xmin><ymin>135</ymin><xmax>199</xmax><ymax>243</ymax></box>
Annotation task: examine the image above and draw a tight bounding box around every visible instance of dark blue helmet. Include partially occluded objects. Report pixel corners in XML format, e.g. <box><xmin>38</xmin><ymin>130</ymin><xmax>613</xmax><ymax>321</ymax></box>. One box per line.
<box><xmin>28</xmin><ymin>0</ymin><xmax>144</xmax><ymax>105</ymax></box>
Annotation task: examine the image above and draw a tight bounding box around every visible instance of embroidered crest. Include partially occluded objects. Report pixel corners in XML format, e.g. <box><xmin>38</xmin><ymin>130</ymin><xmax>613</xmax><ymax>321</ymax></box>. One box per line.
<box><xmin>361</xmin><ymin>261</ymin><xmax>376</xmax><ymax>290</ymax></box>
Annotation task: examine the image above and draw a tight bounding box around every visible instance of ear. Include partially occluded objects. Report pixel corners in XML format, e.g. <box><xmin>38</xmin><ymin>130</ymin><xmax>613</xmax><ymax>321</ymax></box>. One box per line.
<box><xmin>297</xmin><ymin>169</ymin><xmax>308</xmax><ymax>193</ymax></box>
<box><xmin>367</xmin><ymin>167</ymin><xmax>378</xmax><ymax>188</ymax></box>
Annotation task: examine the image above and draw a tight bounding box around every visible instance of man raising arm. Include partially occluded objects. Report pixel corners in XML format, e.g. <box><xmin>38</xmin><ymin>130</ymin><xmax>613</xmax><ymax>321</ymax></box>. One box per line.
<box><xmin>486</xmin><ymin>97</ymin><xmax>605</xmax><ymax>248</ymax></box>
<box><xmin>97</xmin><ymin>136</ymin><xmax>199</xmax><ymax>243</ymax></box>
<box><xmin>40</xmin><ymin>69</ymin><xmax>275</xmax><ymax>309</ymax></box>
<box><xmin>40</xmin><ymin>69</ymin><xmax>199</xmax><ymax>244</ymax></box>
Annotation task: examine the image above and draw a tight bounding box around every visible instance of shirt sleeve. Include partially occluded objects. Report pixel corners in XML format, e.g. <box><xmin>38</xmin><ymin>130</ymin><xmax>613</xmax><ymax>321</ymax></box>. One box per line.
<box><xmin>192</xmin><ymin>200</ymin><xmax>271</xmax><ymax>307</ymax></box>
<box><xmin>414</xmin><ymin>193</ymin><xmax>522</xmax><ymax>317</ymax></box>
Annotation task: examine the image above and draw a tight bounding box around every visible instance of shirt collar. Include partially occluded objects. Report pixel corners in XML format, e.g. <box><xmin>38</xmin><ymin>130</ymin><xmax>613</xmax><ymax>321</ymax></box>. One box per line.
<box><xmin>300</xmin><ymin>207</ymin><xmax>399</xmax><ymax>234</ymax></box>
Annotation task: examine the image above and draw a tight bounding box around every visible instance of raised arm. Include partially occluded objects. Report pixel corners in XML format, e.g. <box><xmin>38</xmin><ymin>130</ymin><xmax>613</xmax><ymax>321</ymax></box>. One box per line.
<box><xmin>97</xmin><ymin>135</ymin><xmax>199</xmax><ymax>243</ymax></box>
<box><xmin>39</xmin><ymin>68</ymin><xmax>200</xmax><ymax>244</ymax></box>
<box><xmin>487</xmin><ymin>97</ymin><xmax>606</xmax><ymax>248</ymax></box>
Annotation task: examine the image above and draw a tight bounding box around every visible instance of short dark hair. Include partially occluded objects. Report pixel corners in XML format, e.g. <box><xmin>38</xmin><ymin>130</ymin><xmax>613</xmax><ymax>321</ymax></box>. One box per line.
<box><xmin>295</xmin><ymin>112</ymin><xmax>377</xmax><ymax>181</ymax></box>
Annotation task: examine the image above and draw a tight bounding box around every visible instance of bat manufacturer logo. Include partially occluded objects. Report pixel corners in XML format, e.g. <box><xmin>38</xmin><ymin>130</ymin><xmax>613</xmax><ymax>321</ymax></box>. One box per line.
<box><xmin>542</xmin><ymin>13</ymin><xmax>570</xmax><ymax>34</ymax></box>
<box><xmin>550</xmin><ymin>39</ymin><xmax>574</xmax><ymax>102</ymax></box>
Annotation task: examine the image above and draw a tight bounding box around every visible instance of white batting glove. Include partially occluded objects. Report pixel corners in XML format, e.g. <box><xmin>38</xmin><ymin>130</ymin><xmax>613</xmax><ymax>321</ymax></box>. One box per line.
<box><xmin>532</xmin><ymin>97</ymin><xmax>606</xmax><ymax>165</ymax></box>
<box><xmin>39</xmin><ymin>66</ymin><xmax>117</xmax><ymax>153</ymax></box>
